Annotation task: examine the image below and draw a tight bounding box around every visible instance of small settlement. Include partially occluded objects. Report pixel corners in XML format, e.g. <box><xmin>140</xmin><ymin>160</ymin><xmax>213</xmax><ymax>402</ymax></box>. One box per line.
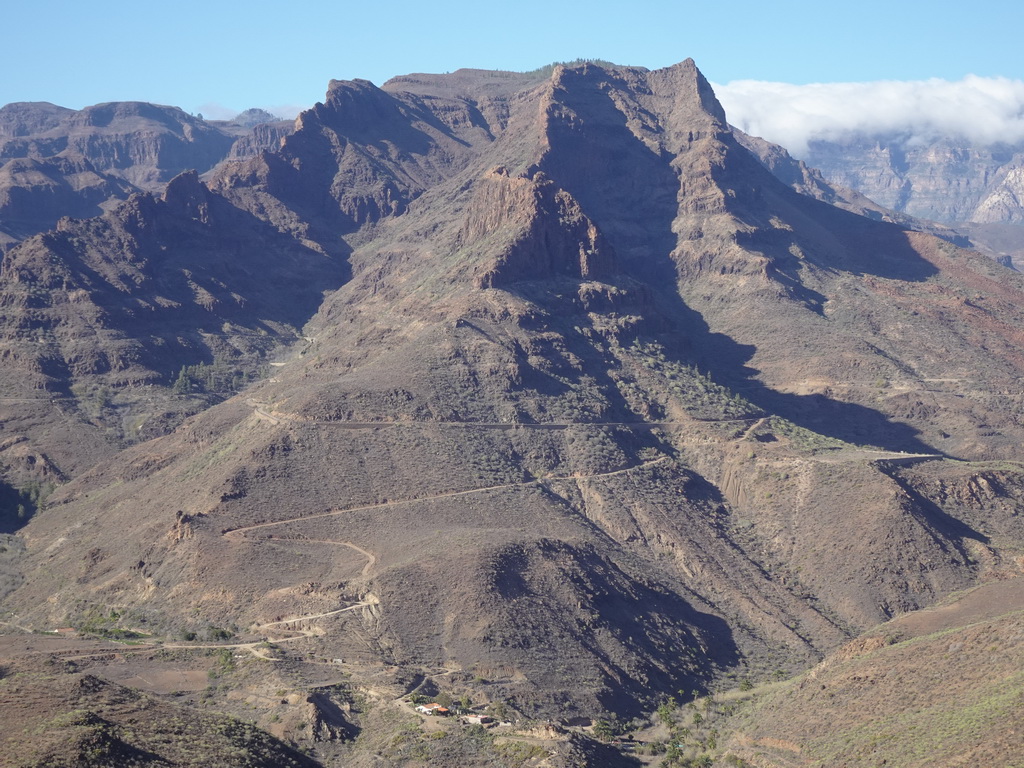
<box><xmin>415</xmin><ymin>703</ymin><xmax>450</xmax><ymax>716</ymax></box>
<box><xmin>414</xmin><ymin>703</ymin><xmax>495</xmax><ymax>726</ymax></box>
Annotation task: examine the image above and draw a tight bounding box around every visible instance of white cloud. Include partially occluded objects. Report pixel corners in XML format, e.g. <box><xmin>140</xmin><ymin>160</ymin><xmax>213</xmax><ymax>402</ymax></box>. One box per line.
<box><xmin>712</xmin><ymin>76</ymin><xmax>1024</xmax><ymax>158</ymax></box>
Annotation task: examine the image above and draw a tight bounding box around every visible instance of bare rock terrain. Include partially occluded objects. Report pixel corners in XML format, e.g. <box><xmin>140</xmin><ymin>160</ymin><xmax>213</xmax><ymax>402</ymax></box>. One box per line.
<box><xmin>0</xmin><ymin>101</ymin><xmax>293</xmax><ymax>249</ymax></box>
<box><xmin>2</xmin><ymin>60</ymin><xmax>1024</xmax><ymax>766</ymax></box>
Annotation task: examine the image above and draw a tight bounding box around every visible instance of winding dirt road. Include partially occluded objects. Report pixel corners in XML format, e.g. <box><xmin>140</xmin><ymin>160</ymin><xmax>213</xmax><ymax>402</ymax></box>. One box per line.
<box><xmin>221</xmin><ymin>456</ymin><xmax>673</xmax><ymax>546</ymax></box>
<box><xmin>247</xmin><ymin>399</ymin><xmax>760</xmax><ymax>431</ymax></box>
<box><xmin>216</xmin><ymin>454</ymin><xmax>674</xmax><ymax>654</ymax></box>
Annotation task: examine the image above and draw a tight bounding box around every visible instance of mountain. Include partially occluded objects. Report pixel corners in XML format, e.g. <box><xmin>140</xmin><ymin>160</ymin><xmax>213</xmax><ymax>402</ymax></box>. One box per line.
<box><xmin>801</xmin><ymin>135</ymin><xmax>1024</xmax><ymax>225</ymax></box>
<box><xmin>0</xmin><ymin>168</ymin><xmax>344</xmax><ymax>520</ymax></box>
<box><xmin>795</xmin><ymin>134</ymin><xmax>1024</xmax><ymax>267</ymax></box>
<box><xmin>229</xmin><ymin>108</ymin><xmax>283</xmax><ymax>127</ymax></box>
<box><xmin>0</xmin><ymin>101</ymin><xmax>293</xmax><ymax>249</ymax></box>
<box><xmin>3</xmin><ymin>60</ymin><xmax>1024</xmax><ymax>765</ymax></box>
<box><xmin>734</xmin><ymin>129</ymin><xmax>1024</xmax><ymax>282</ymax></box>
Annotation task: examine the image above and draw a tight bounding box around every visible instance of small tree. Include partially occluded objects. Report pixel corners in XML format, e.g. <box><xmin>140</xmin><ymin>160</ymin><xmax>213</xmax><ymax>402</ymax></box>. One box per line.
<box><xmin>592</xmin><ymin>719</ymin><xmax>615</xmax><ymax>741</ymax></box>
<box><xmin>657</xmin><ymin>700</ymin><xmax>675</xmax><ymax>725</ymax></box>
<box><xmin>172</xmin><ymin>367</ymin><xmax>191</xmax><ymax>394</ymax></box>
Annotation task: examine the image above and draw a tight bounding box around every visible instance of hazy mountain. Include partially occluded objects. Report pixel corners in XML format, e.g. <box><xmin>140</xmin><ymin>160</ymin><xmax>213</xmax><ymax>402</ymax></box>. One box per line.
<box><xmin>230</xmin><ymin>107</ymin><xmax>283</xmax><ymax>127</ymax></box>
<box><xmin>0</xmin><ymin>101</ymin><xmax>295</xmax><ymax>249</ymax></box>
<box><xmin>799</xmin><ymin>135</ymin><xmax>1024</xmax><ymax>242</ymax></box>
<box><xmin>733</xmin><ymin>129</ymin><xmax>1024</xmax><ymax>274</ymax></box>
<box><xmin>3</xmin><ymin>61</ymin><xmax>1024</xmax><ymax>766</ymax></box>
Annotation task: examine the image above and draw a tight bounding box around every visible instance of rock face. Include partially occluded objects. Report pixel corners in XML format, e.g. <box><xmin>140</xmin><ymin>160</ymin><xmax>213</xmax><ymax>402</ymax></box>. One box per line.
<box><xmin>5</xmin><ymin>60</ymin><xmax>1024</xmax><ymax>732</ymax></box>
<box><xmin>466</xmin><ymin>168</ymin><xmax>614</xmax><ymax>288</ymax></box>
<box><xmin>0</xmin><ymin>101</ymin><xmax>296</xmax><ymax>248</ymax></box>
<box><xmin>802</xmin><ymin>135</ymin><xmax>1024</xmax><ymax>225</ymax></box>
<box><xmin>973</xmin><ymin>166</ymin><xmax>1024</xmax><ymax>223</ymax></box>
<box><xmin>223</xmin><ymin>120</ymin><xmax>293</xmax><ymax>160</ymax></box>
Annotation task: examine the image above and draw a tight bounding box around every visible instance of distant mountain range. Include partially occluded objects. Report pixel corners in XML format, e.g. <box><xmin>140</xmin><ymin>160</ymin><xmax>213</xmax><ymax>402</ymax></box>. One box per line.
<box><xmin>2</xmin><ymin>61</ymin><xmax>1024</xmax><ymax>767</ymax></box>
<box><xmin>803</xmin><ymin>135</ymin><xmax>1024</xmax><ymax>225</ymax></box>
<box><xmin>0</xmin><ymin>101</ymin><xmax>292</xmax><ymax>248</ymax></box>
<box><xmin>777</xmin><ymin>134</ymin><xmax>1024</xmax><ymax>268</ymax></box>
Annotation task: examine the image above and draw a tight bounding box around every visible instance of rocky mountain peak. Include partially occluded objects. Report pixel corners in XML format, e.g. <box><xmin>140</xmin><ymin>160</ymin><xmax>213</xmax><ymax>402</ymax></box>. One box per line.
<box><xmin>161</xmin><ymin>169</ymin><xmax>212</xmax><ymax>223</ymax></box>
<box><xmin>653</xmin><ymin>57</ymin><xmax>729</xmax><ymax>132</ymax></box>
<box><xmin>0</xmin><ymin>101</ymin><xmax>73</xmax><ymax>139</ymax></box>
<box><xmin>7</xmin><ymin>62</ymin><xmax>1024</xmax><ymax>763</ymax></box>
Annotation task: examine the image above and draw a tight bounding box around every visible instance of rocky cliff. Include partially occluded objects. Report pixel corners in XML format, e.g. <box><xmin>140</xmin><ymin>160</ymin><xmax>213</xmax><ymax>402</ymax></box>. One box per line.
<box><xmin>803</xmin><ymin>135</ymin><xmax>1024</xmax><ymax>226</ymax></box>
<box><xmin>0</xmin><ymin>101</ymin><xmax>296</xmax><ymax>248</ymax></box>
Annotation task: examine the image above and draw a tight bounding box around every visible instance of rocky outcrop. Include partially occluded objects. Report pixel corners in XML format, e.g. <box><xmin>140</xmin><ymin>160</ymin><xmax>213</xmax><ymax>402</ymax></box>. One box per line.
<box><xmin>467</xmin><ymin>167</ymin><xmax>613</xmax><ymax>288</ymax></box>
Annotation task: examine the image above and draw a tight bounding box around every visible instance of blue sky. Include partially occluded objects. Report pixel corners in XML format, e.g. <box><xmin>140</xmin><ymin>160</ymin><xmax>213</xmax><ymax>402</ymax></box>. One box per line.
<box><xmin>3</xmin><ymin>0</ymin><xmax>1021</xmax><ymax>118</ymax></box>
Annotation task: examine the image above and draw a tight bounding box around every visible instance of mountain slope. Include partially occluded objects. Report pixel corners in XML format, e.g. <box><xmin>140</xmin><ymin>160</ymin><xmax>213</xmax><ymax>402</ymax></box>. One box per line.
<box><xmin>710</xmin><ymin>577</ymin><xmax>1024</xmax><ymax>767</ymax></box>
<box><xmin>0</xmin><ymin>169</ymin><xmax>344</xmax><ymax>504</ymax></box>
<box><xmin>4</xmin><ymin>61</ymin><xmax>1024</xmax><ymax>732</ymax></box>
<box><xmin>0</xmin><ymin>650</ymin><xmax>320</xmax><ymax>768</ymax></box>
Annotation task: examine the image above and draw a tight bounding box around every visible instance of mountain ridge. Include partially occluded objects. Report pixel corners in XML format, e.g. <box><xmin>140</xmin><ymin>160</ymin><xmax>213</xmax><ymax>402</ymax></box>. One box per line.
<box><xmin>0</xmin><ymin>100</ymin><xmax>293</xmax><ymax>249</ymax></box>
<box><xmin>3</xmin><ymin>60</ymin><xmax>1024</xmax><ymax>765</ymax></box>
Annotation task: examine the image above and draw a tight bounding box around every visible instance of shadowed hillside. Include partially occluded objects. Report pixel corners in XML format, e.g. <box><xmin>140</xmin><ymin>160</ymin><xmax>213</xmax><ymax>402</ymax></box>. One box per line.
<box><xmin>3</xmin><ymin>60</ymin><xmax>1024</xmax><ymax>766</ymax></box>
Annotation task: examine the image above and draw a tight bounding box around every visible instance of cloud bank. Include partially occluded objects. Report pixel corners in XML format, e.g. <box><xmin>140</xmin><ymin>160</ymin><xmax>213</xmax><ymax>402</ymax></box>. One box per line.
<box><xmin>712</xmin><ymin>76</ymin><xmax>1024</xmax><ymax>158</ymax></box>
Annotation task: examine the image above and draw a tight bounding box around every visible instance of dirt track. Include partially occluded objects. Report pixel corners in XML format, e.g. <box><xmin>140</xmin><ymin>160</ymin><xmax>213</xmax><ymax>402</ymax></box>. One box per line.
<box><xmin>224</xmin><ymin>405</ymin><xmax>946</xmax><ymax>653</ymax></box>
<box><xmin>217</xmin><ymin>454</ymin><xmax>674</xmax><ymax>652</ymax></box>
